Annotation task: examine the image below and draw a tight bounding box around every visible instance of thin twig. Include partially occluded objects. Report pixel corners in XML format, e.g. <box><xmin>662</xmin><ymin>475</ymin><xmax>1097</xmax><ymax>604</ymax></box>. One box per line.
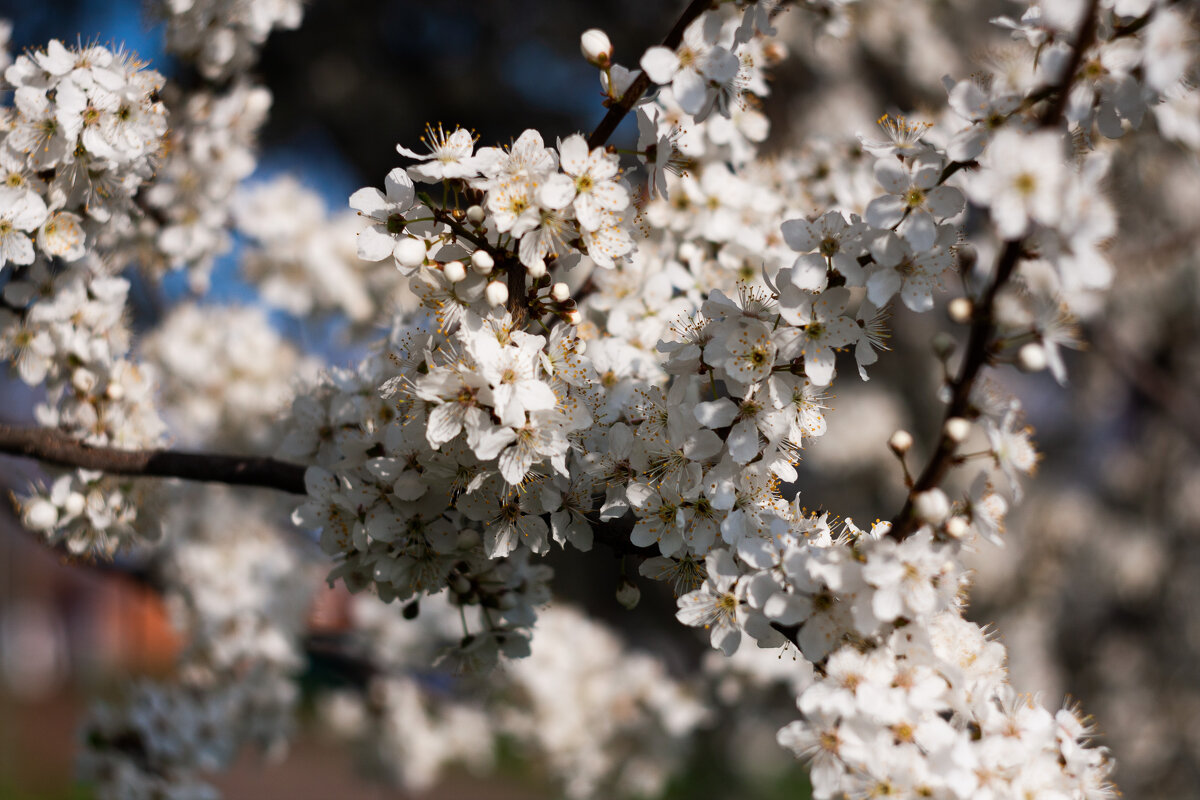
<box><xmin>890</xmin><ymin>0</ymin><xmax>1100</xmax><ymax>539</ymax></box>
<box><xmin>889</xmin><ymin>240</ymin><xmax>1022</xmax><ymax>538</ymax></box>
<box><xmin>586</xmin><ymin>0</ymin><xmax>714</xmax><ymax>150</ymax></box>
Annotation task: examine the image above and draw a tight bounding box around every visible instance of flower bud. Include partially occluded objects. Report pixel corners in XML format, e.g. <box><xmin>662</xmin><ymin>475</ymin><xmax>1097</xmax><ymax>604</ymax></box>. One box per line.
<box><xmin>23</xmin><ymin>498</ymin><xmax>58</xmax><ymax>530</ymax></box>
<box><xmin>616</xmin><ymin>579</ymin><xmax>641</xmax><ymax>610</ymax></box>
<box><xmin>943</xmin><ymin>417</ymin><xmax>971</xmax><ymax>443</ymax></box>
<box><xmin>1018</xmin><ymin>343</ymin><xmax>1047</xmax><ymax>373</ymax></box>
<box><xmin>466</xmin><ymin>204</ymin><xmax>486</xmax><ymax>225</ymax></box>
<box><xmin>948</xmin><ymin>297</ymin><xmax>973</xmax><ymax>324</ymax></box>
<box><xmin>471</xmin><ymin>250</ymin><xmax>494</xmax><ymax>275</ymax></box>
<box><xmin>526</xmin><ymin>259</ymin><xmax>547</xmax><ymax>279</ymax></box>
<box><xmin>104</xmin><ymin>381</ymin><xmax>124</xmax><ymax>401</ymax></box>
<box><xmin>486</xmin><ymin>280</ymin><xmax>509</xmax><ymax>307</ymax></box>
<box><xmin>550</xmin><ymin>282</ymin><xmax>570</xmax><ymax>302</ymax></box>
<box><xmin>443</xmin><ymin>260</ymin><xmax>466</xmax><ymax>283</ymax></box>
<box><xmin>913</xmin><ymin>488</ymin><xmax>951</xmax><ymax>525</ymax></box>
<box><xmin>580</xmin><ymin>28</ymin><xmax>613</xmax><ymax>67</ymax></box>
<box><xmin>888</xmin><ymin>429</ymin><xmax>913</xmax><ymax>455</ymax></box>
<box><xmin>932</xmin><ymin>332</ymin><xmax>956</xmax><ymax>359</ymax></box>
<box><xmin>565</xmin><ymin>309</ymin><xmax>583</xmax><ymax>326</ymax></box>
<box><xmin>64</xmin><ymin>492</ymin><xmax>86</xmax><ymax>517</ymax></box>
<box><xmin>944</xmin><ymin>515</ymin><xmax>970</xmax><ymax>539</ymax></box>
<box><xmin>395</xmin><ymin>237</ymin><xmax>426</xmax><ymax>269</ymax></box>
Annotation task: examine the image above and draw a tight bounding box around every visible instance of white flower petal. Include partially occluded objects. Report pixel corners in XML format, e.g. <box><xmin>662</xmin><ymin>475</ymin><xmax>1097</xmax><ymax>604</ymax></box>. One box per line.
<box><xmin>790</xmin><ymin>254</ymin><xmax>829</xmax><ymax>292</ymax></box>
<box><xmin>349</xmin><ymin>186</ymin><xmax>388</xmax><ymax>218</ymax></box>
<box><xmin>356</xmin><ymin>224</ymin><xmax>398</xmax><ymax>262</ymax></box>
<box><xmin>383</xmin><ymin>167</ymin><xmax>415</xmax><ymax>208</ymax></box>
<box><xmin>694</xmin><ymin>398</ymin><xmax>739</xmax><ymax>428</ymax></box>
<box><xmin>557</xmin><ymin>134</ymin><xmax>589</xmax><ymax>176</ymax></box>
<box><xmin>640</xmin><ymin>47</ymin><xmax>679</xmax><ymax>84</ymax></box>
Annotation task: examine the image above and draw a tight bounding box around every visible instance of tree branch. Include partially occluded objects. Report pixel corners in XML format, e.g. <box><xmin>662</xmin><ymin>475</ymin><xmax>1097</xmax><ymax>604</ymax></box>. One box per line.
<box><xmin>889</xmin><ymin>0</ymin><xmax>1100</xmax><ymax>539</ymax></box>
<box><xmin>586</xmin><ymin>0</ymin><xmax>714</xmax><ymax>150</ymax></box>
<box><xmin>1036</xmin><ymin>0</ymin><xmax>1101</xmax><ymax>130</ymax></box>
<box><xmin>0</xmin><ymin>423</ymin><xmax>307</xmax><ymax>494</ymax></box>
<box><xmin>890</xmin><ymin>240</ymin><xmax>1022</xmax><ymax>538</ymax></box>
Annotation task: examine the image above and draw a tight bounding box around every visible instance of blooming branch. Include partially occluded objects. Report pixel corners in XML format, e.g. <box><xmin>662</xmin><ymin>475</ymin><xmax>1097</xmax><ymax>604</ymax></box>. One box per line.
<box><xmin>891</xmin><ymin>0</ymin><xmax>1101</xmax><ymax>540</ymax></box>
<box><xmin>586</xmin><ymin>0</ymin><xmax>715</xmax><ymax>149</ymax></box>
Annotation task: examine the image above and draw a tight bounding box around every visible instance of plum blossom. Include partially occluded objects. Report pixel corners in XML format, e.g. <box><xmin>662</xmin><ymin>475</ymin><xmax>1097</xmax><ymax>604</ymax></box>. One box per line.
<box><xmin>676</xmin><ymin>549</ymin><xmax>745</xmax><ymax>655</ymax></box>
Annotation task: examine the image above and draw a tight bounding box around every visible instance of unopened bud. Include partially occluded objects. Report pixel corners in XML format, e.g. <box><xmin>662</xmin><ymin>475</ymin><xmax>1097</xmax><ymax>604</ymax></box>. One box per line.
<box><xmin>945</xmin><ymin>515</ymin><xmax>969</xmax><ymax>539</ymax></box>
<box><xmin>565</xmin><ymin>309</ymin><xmax>583</xmax><ymax>326</ymax></box>
<box><xmin>486</xmin><ymin>280</ymin><xmax>509</xmax><ymax>307</ymax></box>
<box><xmin>943</xmin><ymin>417</ymin><xmax>971</xmax><ymax>444</ymax></box>
<box><xmin>615</xmin><ymin>579</ymin><xmax>641</xmax><ymax>610</ymax></box>
<box><xmin>526</xmin><ymin>259</ymin><xmax>547</xmax><ymax>279</ymax></box>
<box><xmin>948</xmin><ymin>297</ymin><xmax>973</xmax><ymax>324</ymax></box>
<box><xmin>442</xmin><ymin>260</ymin><xmax>466</xmax><ymax>283</ymax></box>
<box><xmin>580</xmin><ymin>28</ymin><xmax>613</xmax><ymax>67</ymax></box>
<box><xmin>63</xmin><ymin>492</ymin><xmax>86</xmax><ymax>517</ymax></box>
<box><xmin>888</xmin><ymin>429</ymin><xmax>913</xmax><ymax>455</ymax></box>
<box><xmin>550</xmin><ymin>282</ymin><xmax>570</xmax><ymax>302</ymax></box>
<box><xmin>104</xmin><ymin>381</ymin><xmax>124</xmax><ymax>401</ymax></box>
<box><xmin>466</xmin><ymin>204</ymin><xmax>486</xmax><ymax>225</ymax></box>
<box><xmin>913</xmin><ymin>488</ymin><xmax>951</xmax><ymax>525</ymax></box>
<box><xmin>932</xmin><ymin>332</ymin><xmax>956</xmax><ymax>359</ymax></box>
<box><xmin>23</xmin><ymin>498</ymin><xmax>58</xmax><ymax>530</ymax></box>
<box><xmin>1018</xmin><ymin>343</ymin><xmax>1047</xmax><ymax>373</ymax></box>
<box><xmin>471</xmin><ymin>250</ymin><xmax>494</xmax><ymax>275</ymax></box>
<box><xmin>395</xmin><ymin>237</ymin><xmax>427</xmax><ymax>269</ymax></box>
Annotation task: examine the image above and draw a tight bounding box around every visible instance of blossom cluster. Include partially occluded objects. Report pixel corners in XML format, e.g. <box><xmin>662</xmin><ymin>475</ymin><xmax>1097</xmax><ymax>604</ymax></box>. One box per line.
<box><xmin>2</xmin><ymin>40</ymin><xmax>167</xmax><ymax>269</ymax></box>
<box><xmin>319</xmin><ymin>595</ymin><xmax>708</xmax><ymax>797</ymax></box>
<box><xmin>275</xmin><ymin>2</ymin><xmax>1161</xmax><ymax>795</ymax></box>
<box><xmin>351</xmin><ymin>124</ymin><xmax>634</xmax><ymax>309</ymax></box>
<box><xmin>73</xmin><ymin>492</ymin><xmax>310</xmax><ymax>798</ymax></box>
<box><xmin>1</xmin><ymin>0</ymin><xmax>1198</xmax><ymax>797</ymax></box>
<box><xmin>136</xmin><ymin>0</ymin><xmax>288</xmax><ymax>288</ymax></box>
<box><xmin>141</xmin><ymin>303</ymin><xmax>316</xmax><ymax>450</ymax></box>
<box><xmin>157</xmin><ymin>0</ymin><xmax>304</xmax><ymax>81</ymax></box>
<box><xmin>283</xmin><ymin>321</ymin><xmax>565</xmax><ymax>665</ymax></box>
<box><xmin>5</xmin><ymin>256</ymin><xmax>166</xmax><ymax>556</ymax></box>
<box><xmin>137</xmin><ymin>81</ymin><xmax>273</xmax><ymax>290</ymax></box>
<box><xmin>234</xmin><ymin>176</ymin><xmax>419</xmax><ymax>324</ymax></box>
<box><xmin>78</xmin><ymin>669</ymin><xmax>296</xmax><ymax>800</ymax></box>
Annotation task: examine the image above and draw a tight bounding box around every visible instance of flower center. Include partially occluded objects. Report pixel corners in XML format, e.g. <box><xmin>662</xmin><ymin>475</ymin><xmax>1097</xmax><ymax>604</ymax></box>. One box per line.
<box><xmin>1013</xmin><ymin>172</ymin><xmax>1037</xmax><ymax>196</ymax></box>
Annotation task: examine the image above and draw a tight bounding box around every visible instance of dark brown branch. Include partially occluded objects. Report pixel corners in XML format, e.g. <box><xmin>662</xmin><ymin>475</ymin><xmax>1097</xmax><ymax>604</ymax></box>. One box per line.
<box><xmin>890</xmin><ymin>0</ymin><xmax>1100</xmax><ymax>539</ymax></box>
<box><xmin>0</xmin><ymin>423</ymin><xmax>308</xmax><ymax>494</ymax></box>
<box><xmin>890</xmin><ymin>240</ymin><xmax>1022</xmax><ymax>538</ymax></box>
<box><xmin>586</xmin><ymin>0</ymin><xmax>714</xmax><ymax>150</ymax></box>
<box><xmin>1037</xmin><ymin>0</ymin><xmax>1101</xmax><ymax>129</ymax></box>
